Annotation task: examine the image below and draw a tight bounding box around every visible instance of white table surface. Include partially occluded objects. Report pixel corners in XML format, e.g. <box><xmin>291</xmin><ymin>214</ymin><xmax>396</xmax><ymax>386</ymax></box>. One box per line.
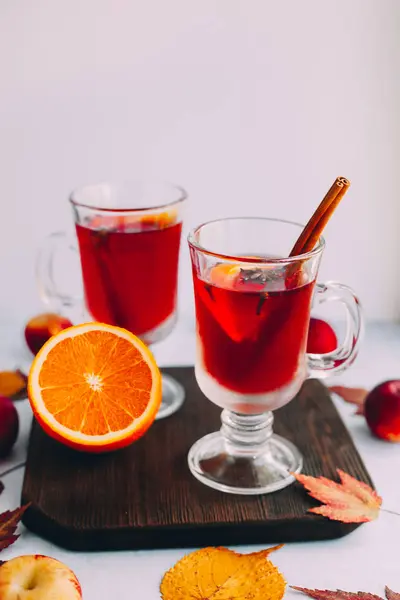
<box><xmin>0</xmin><ymin>317</ymin><xmax>400</xmax><ymax>598</ymax></box>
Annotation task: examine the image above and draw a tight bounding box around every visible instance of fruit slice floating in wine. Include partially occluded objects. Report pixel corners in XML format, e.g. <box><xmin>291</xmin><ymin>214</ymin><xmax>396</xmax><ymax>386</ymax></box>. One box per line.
<box><xmin>197</xmin><ymin>263</ymin><xmax>277</xmax><ymax>343</ymax></box>
<box><xmin>89</xmin><ymin>208</ymin><xmax>178</xmax><ymax>233</ymax></box>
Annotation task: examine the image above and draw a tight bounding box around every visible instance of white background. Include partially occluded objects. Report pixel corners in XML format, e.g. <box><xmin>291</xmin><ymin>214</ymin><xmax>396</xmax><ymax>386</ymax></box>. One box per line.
<box><xmin>1</xmin><ymin>0</ymin><xmax>399</xmax><ymax>328</ymax></box>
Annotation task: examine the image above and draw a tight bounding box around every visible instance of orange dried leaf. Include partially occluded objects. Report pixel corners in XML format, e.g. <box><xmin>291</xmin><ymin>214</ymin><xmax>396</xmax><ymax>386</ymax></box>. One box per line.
<box><xmin>0</xmin><ymin>504</ymin><xmax>30</xmax><ymax>551</ymax></box>
<box><xmin>293</xmin><ymin>469</ymin><xmax>382</xmax><ymax>523</ymax></box>
<box><xmin>0</xmin><ymin>370</ymin><xmax>27</xmax><ymax>400</ymax></box>
<box><xmin>160</xmin><ymin>545</ymin><xmax>285</xmax><ymax>600</ymax></box>
<box><xmin>292</xmin><ymin>586</ymin><xmax>384</xmax><ymax>600</ymax></box>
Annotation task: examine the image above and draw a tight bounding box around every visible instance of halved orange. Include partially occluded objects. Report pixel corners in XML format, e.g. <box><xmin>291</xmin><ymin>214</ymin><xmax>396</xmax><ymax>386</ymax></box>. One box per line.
<box><xmin>28</xmin><ymin>322</ymin><xmax>162</xmax><ymax>453</ymax></box>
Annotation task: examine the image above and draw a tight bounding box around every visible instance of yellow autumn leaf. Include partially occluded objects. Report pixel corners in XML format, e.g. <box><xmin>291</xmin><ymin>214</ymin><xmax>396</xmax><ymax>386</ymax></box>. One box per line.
<box><xmin>160</xmin><ymin>544</ymin><xmax>286</xmax><ymax>600</ymax></box>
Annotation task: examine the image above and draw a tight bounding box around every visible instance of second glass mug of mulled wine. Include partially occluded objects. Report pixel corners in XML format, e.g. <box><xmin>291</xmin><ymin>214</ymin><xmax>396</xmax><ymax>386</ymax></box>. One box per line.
<box><xmin>36</xmin><ymin>181</ymin><xmax>187</xmax><ymax>420</ymax></box>
<box><xmin>188</xmin><ymin>217</ymin><xmax>363</xmax><ymax>494</ymax></box>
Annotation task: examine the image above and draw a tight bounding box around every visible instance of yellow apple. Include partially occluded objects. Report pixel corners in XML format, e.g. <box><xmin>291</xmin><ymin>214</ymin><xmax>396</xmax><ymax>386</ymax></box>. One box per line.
<box><xmin>0</xmin><ymin>555</ymin><xmax>82</xmax><ymax>599</ymax></box>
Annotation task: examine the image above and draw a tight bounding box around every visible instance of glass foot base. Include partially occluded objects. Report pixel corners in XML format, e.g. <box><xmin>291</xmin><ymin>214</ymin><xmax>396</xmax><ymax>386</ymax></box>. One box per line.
<box><xmin>155</xmin><ymin>373</ymin><xmax>185</xmax><ymax>420</ymax></box>
<box><xmin>188</xmin><ymin>431</ymin><xmax>302</xmax><ymax>495</ymax></box>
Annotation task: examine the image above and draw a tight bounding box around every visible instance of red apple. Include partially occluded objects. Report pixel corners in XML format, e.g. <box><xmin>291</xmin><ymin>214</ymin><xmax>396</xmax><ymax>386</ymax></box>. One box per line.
<box><xmin>0</xmin><ymin>396</ymin><xmax>19</xmax><ymax>457</ymax></box>
<box><xmin>364</xmin><ymin>380</ymin><xmax>400</xmax><ymax>442</ymax></box>
<box><xmin>25</xmin><ymin>313</ymin><xmax>73</xmax><ymax>355</ymax></box>
<box><xmin>307</xmin><ymin>317</ymin><xmax>338</xmax><ymax>354</ymax></box>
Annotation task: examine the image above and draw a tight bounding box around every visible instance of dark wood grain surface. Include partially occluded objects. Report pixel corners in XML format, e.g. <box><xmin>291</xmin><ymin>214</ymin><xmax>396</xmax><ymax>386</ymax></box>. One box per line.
<box><xmin>21</xmin><ymin>367</ymin><xmax>373</xmax><ymax>551</ymax></box>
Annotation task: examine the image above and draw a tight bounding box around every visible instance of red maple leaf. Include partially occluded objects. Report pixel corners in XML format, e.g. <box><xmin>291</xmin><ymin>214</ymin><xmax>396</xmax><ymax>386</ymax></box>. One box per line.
<box><xmin>292</xmin><ymin>586</ymin><xmax>399</xmax><ymax>600</ymax></box>
<box><xmin>0</xmin><ymin>504</ymin><xmax>30</xmax><ymax>551</ymax></box>
<box><xmin>293</xmin><ymin>469</ymin><xmax>382</xmax><ymax>523</ymax></box>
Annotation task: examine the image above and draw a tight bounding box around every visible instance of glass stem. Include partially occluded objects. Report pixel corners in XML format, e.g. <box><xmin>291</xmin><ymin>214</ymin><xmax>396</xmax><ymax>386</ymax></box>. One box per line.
<box><xmin>220</xmin><ymin>409</ymin><xmax>274</xmax><ymax>457</ymax></box>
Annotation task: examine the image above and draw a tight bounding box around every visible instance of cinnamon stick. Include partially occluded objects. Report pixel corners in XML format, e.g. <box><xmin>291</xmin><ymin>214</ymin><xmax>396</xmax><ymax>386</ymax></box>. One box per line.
<box><xmin>289</xmin><ymin>176</ymin><xmax>350</xmax><ymax>257</ymax></box>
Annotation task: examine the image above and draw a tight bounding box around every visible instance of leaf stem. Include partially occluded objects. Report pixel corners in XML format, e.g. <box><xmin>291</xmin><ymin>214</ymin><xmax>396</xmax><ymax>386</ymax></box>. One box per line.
<box><xmin>0</xmin><ymin>462</ymin><xmax>26</xmax><ymax>479</ymax></box>
<box><xmin>381</xmin><ymin>507</ymin><xmax>400</xmax><ymax>517</ymax></box>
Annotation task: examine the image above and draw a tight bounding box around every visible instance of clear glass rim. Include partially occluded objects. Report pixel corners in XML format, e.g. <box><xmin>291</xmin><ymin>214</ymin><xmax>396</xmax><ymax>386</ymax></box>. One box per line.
<box><xmin>187</xmin><ymin>216</ymin><xmax>325</xmax><ymax>264</ymax></box>
<box><xmin>69</xmin><ymin>179</ymin><xmax>188</xmax><ymax>213</ymax></box>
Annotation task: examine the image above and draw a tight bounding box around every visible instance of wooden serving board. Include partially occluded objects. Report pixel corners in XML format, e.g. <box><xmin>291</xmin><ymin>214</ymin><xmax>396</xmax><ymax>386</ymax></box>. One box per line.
<box><xmin>21</xmin><ymin>367</ymin><xmax>373</xmax><ymax>551</ymax></box>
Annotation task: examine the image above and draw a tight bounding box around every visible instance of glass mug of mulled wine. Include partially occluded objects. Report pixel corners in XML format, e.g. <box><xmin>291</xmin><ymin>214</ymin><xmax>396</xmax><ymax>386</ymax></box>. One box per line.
<box><xmin>188</xmin><ymin>217</ymin><xmax>363</xmax><ymax>495</ymax></box>
<box><xmin>36</xmin><ymin>181</ymin><xmax>187</xmax><ymax>420</ymax></box>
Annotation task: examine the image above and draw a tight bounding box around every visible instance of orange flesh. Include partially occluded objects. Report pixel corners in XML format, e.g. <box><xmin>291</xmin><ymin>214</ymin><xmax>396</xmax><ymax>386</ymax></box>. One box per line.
<box><xmin>210</xmin><ymin>264</ymin><xmax>241</xmax><ymax>289</ymax></box>
<box><xmin>38</xmin><ymin>330</ymin><xmax>152</xmax><ymax>436</ymax></box>
<box><xmin>90</xmin><ymin>209</ymin><xmax>177</xmax><ymax>231</ymax></box>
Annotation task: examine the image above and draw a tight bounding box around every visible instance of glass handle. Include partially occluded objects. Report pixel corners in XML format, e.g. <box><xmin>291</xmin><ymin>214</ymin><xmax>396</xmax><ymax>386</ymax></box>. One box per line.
<box><xmin>36</xmin><ymin>231</ymin><xmax>84</xmax><ymax>318</ymax></box>
<box><xmin>307</xmin><ymin>281</ymin><xmax>364</xmax><ymax>378</ymax></box>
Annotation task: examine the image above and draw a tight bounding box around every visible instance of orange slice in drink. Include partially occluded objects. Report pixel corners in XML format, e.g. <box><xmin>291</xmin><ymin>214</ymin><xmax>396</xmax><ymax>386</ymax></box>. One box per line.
<box><xmin>200</xmin><ymin>262</ymin><xmax>268</xmax><ymax>342</ymax></box>
<box><xmin>141</xmin><ymin>209</ymin><xmax>178</xmax><ymax>229</ymax></box>
<box><xmin>28</xmin><ymin>323</ymin><xmax>162</xmax><ymax>453</ymax></box>
<box><xmin>209</xmin><ymin>263</ymin><xmax>241</xmax><ymax>289</ymax></box>
<box><xmin>90</xmin><ymin>209</ymin><xmax>177</xmax><ymax>232</ymax></box>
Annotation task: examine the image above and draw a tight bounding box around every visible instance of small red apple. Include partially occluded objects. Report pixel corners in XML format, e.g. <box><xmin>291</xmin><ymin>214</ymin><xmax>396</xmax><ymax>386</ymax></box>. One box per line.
<box><xmin>25</xmin><ymin>313</ymin><xmax>73</xmax><ymax>355</ymax></box>
<box><xmin>0</xmin><ymin>396</ymin><xmax>19</xmax><ymax>457</ymax></box>
<box><xmin>364</xmin><ymin>380</ymin><xmax>400</xmax><ymax>442</ymax></box>
<box><xmin>307</xmin><ymin>317</ymin><xmax>338</xmax><ymax>354</ymax></box>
